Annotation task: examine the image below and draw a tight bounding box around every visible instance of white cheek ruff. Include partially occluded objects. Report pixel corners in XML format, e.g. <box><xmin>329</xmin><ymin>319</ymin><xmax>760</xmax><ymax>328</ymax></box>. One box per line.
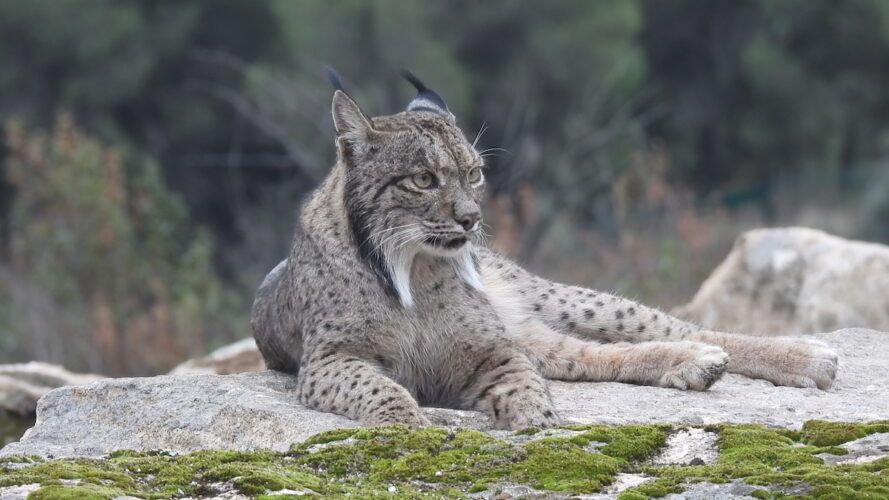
<box><xmin>449</xmin><ymin>246</ymin><xmax>485</xmax><ymax>292</ymax></box>
<box><xmin>386</xmin><ymin>244</ymin><xmax>485</xmax><ymax>308</ymax></box>
<box><xmin>387</xmin><ymin>246</ymin><xmax>420</xmax><ymax>308</ymax></box>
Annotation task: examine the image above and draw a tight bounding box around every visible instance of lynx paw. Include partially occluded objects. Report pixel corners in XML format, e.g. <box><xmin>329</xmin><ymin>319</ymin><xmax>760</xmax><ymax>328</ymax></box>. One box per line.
<box><xmin>364</xmin><ymin>408</ymin><xmax>432</xmax><ymax>428</ymax></box>
<box><xmin>499</xmin><ymin>406</ymin><xmax>563</xmax><ymax>431</ymax></box>
<box><xmin>754</xmin><ymin>338</ymin><xmax>838</xmax><ymax>390</ymax></box>
<box><xmin>658</xmin><ymin>343</ymin><xmax>729</xmax><ymax>391</ymax></box>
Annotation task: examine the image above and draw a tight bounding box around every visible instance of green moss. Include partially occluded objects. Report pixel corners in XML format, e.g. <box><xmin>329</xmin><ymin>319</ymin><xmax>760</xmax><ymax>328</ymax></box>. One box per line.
<box><xmin>617</xmin><ymin>478</ymin><xmax>681</xmax><ymax>499</ymax></box>
<box><xmin>298</xmin><ymin>428</ymin><xmax>360</xmax><ymax>447</ymax></box>
<box><xmin>4</xmin><ymin>421</ymin><xmax>889</xmax><ymax>499</ymax></box>
<box><xmin>290</xmin><ymin>425</ymin><xmax>625</xmax><ymax>493</ymax></box>
<box><xmin>0</xmin><ymin>460</ymin><xmax>136</xmax><ymax>491</ymax></box>
<box><xmin>511</xmin><ymin>440</ymin><xmax>622</xmax><ymax>492</ymax></box>
<box><xmin>799</xmin><ymin>420</ymin><xmax>889</xmax><ymax>447</ymax></box>
<box><xmin>569</xmin><ymin>424</ymin><xmax>669</xmax><ymax>461</ymax></box>
<box><xmin>0</xmin><ymin>455</ymin><xmax>43</xmax><ymax>465</ymax></box>
<box><xmin>623</xmin><ymin>422</ymin><xmax>889</xmax><ymax>499</ymax></box>
<box><xmin>468</xmin><ymin>481</ymin><xmax>488</xmax><ymax>493</ymax></box>
<box><xmin>617</xmin><ymin>492</ymin><xmax>648</xmax><ymax>500</ymax></box>
<box><xmin>28</xmin><ymin>484</ymin><xmax>121</xmax><ymax>500</ymax></box>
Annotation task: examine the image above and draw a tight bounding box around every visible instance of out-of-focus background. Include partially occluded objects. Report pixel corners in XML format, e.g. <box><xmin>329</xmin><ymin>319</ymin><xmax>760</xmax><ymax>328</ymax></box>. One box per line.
<box><xmin>1</xmin><ymin>0</ymin><xmax>888</xmax><ymax>378</ymax></box>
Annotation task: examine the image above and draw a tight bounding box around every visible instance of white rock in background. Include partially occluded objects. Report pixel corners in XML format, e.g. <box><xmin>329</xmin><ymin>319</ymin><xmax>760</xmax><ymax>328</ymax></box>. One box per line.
<box><xmin>171</xmin><ymin>338</ymin><xmax>265</xmax><ymax>375</ymax></box>
<box><xmin>0</xmin><ymin>376</ymin><xmax>46</xmax><ymax>417</ymax></box>
<box><xmin>0</xmin><ymin>362</ymin><xmax>102</xmax><ymax>416</ymax></box>
<box><xmin>1</xmin><ymin>328</ymin><xmax>887</xmax><ymax>459</ymax></box>
<box><xmin>674</xmin><ymin>227</ymin><xmax>889</xmax><ymax>335</ymax></box>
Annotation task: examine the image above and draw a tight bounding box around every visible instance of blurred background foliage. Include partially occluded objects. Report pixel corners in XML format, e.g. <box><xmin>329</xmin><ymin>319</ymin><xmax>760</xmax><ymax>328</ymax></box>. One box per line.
<box><xmin>0</xmin><ymin>0</ymin><xmax>888</xmax><ymax>375</ymax></box>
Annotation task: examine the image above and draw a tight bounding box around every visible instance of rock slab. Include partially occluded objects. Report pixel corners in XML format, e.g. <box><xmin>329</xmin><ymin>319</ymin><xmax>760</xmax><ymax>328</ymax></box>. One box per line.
<box><xmin>0</xmin><ymin>362</ymin><xmax>102</xmax><ymax>416</ymax></box>
<box><xmin>674</xmin><ymin>227</ymin><xmax>889</xmax><ymax>335</ymax></box>
<box><xmin>2</xmin><ymin>328</ymin><xmax>887</xmax><ymax>458</ymax></box>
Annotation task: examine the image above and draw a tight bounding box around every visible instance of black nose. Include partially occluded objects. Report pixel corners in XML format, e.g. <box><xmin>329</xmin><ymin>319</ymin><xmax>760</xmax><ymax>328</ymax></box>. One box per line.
<box><xmin>457</xmin><ymin>212</ymin><xmax>481</xmax><ymax>231</ymax></box>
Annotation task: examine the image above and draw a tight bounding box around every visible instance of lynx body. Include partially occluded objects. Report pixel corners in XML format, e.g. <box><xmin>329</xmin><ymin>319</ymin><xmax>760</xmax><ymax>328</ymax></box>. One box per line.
<box><xmin>251</xmin><ymin>76</ymin><xmax>837</xmax><ymax>429</ymax></box>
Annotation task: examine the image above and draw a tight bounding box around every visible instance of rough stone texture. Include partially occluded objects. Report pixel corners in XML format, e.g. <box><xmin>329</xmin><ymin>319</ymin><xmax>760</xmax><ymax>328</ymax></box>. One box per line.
<box><xmin>663</xmin><ymin>480</ymin><xmax>761</xmax><ymax>499</ymax></box>
<box><xmin>818</xmin><ymin>433</ymin><xmax>889</xmax><ymax>465</ymax></box>
<box><xmin>0</xmin><ymin>484</ymin><xmax>39</xmax><ymax>500</ymax></box>
<box><xmin>1</xmin><ymin>328</ymin><xmax>886</xmax><ymax>458</ymax></box>
<box><xmin>170</xmin><ymin>338</ymin><xmax>265</xmax><ymax>375</ymax></box>
<box><xmin>674</xmin><ymin>227</ymin><xmax>889</xmax><ymax>335</ymax></box>
<box><xmin>1</xmin><ymin>370</ymin><xmax>357</xmax><ymax>458</ymax></box>
<box><xmin>652</xmin><ymin>428</ymin><xmax>718</xmax><ymax>466</ymax></box>
<box><xmin>0</xmin><ymin>362</ymin><xmax>102</xmax><ymax>416</ymax></box>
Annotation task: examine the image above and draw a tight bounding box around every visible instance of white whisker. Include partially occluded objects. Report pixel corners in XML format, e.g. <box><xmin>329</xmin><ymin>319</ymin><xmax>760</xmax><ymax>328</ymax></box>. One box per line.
<box><xmin>471</xmin><ymin>121</ymin><xmax>488</xmax><ymax>150</ymax></box>
<box><xmin>478</xmin><ymin>147</ymin><xmax>509</xmax><ymax>155</ymax></box>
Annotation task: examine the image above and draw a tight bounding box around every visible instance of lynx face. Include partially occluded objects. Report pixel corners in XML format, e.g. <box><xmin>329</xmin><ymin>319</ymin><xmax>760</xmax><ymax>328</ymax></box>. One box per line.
<box><xmin>332</xmin><ymin>86</ymin><xmax>486</xmax><ymax>306</ymax></box>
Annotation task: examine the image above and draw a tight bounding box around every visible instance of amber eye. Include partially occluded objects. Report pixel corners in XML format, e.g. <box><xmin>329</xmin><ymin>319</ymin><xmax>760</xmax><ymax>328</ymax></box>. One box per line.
<box><xmin>467</xmin><ymin>167</ymin><xmax>483</xmax><ymax>184</ymax></box>
<box><xmin>412</xmin><ymin>172</ymin><xmax>435</xmax><ymax>189</ymax></box>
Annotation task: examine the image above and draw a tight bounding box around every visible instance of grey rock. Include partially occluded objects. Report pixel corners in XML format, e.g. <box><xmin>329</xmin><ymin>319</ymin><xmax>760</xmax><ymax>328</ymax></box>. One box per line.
<box><xmin>1</xmin><ymin>370</ymin><xmax>357</xmax><ymax>458</ymax></box>
<box><xmin>1</xmin><ymin>328</ymin><xmax>886</xmax><ymax>458</ymax></box>
<box><xmin>674</xmin><ymin>228</ymin><xmax>889</xmax><ymax>335</ymax></box>
<box><xmin>818</xmin><ymin>432</ymin><xmax>889</xmax><ymax>465</ymax></box>
<box><xmin>170</xmin><ymin>338</ymin><xmax>265</xmax><ymax>375</ymax></box>
<box><xmin>602</xmin><ymin>473</ymin><xmax>653</xmax><ymax>495</ymax></box>
<box><xmin>0</xmin><ymin>362</ymin><xmax>102</xmax><ymax>416</ymax></box>
<box><xmin>651</xmin><ymin>428</ymin><xmax>718</xmax><ymax>466</ymax></box>
<box><xmin>663</xmin><ymin>480</ymin><xmax>760</xmax><ymax>499</ymax></box>
<box><xmin>0</xmin><ymin>484</ymin><xmax>39</xmax><ymax>500</ymax></box>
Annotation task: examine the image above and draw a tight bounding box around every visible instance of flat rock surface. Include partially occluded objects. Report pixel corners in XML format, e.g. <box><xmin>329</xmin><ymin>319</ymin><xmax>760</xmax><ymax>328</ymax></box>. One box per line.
<box><xmin>552</xmin><ymin>329</ymin><xmax>887</xmax><ymax>429</ymax></box>
<box><xmin>2</xmin><ymin>328</ymin><xmax>887</xmax><ymax>458</ymax></box>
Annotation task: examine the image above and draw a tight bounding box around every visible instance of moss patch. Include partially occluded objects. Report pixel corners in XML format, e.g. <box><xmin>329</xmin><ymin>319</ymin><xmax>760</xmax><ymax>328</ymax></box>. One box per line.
<box><xmin>2</xmin><ymin>421</ymin><xmax>888</xmax><ymax>499</ymax></box>
<box><xmin>288</xmin><ymin>425</ymin><xmax>661</xmax><ymax>494</ymax></box>
<box><xmin>799</xmin><ymin>420</ymin><xmax>889</xmax><ymax>447</ymax></box>
<box><xmin>620</xmin><ymin>422</ymin><xmax>889</xmax><ymax>499</ymax></box>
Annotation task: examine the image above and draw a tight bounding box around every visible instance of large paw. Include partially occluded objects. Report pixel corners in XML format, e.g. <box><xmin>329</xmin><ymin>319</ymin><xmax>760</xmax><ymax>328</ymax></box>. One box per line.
<box><xmin>489</xmin><ymin>387</ymin><xmax>563</xmax><ymax>430</ymax></box>
<box><xmin>748</xmin><ymin>337</ymin><xmax>838</xmax><ymax>390</ymax></box>
<box><xmin>499</xmin><ymin>405</ymin><xmax>563</xmax><ymax>431</ymax></box>
<box><xmin>658</xmin><ymin>342</ymin><xmax>729</xmax><ymax>391</ymax></box>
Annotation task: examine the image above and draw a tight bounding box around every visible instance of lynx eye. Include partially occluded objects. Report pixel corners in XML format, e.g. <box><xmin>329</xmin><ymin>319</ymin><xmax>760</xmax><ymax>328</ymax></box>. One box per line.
<box><xmin>467</xmin><ymin>167</ymin><xmax>483</xmax><ymax>184</ymax></box>
<box><xmin>412</xmin><ymin>172</ymin><xmax>436</xmax><ymax>189</ymax></box>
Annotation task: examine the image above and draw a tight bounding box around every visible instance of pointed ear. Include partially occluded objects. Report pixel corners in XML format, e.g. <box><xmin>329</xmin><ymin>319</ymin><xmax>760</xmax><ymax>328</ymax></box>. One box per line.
<box><xmin>332</xmin><ymin>90</ymin><xmax>373</xmax><ymax>139</ymax></box>
<box><xmin>402</xmin><ymin>70</ymin><xmax>454</xmax><ymax>121</ymax></box>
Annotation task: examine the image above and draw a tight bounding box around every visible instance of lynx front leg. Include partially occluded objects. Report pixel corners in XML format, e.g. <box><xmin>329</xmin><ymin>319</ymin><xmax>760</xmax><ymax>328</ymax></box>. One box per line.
<box><xmin>458</xmin><ymin>351</ymin><xmax>562</xmax><ymax>430</ymax></box>
<box><xmin>297</xmin><ymin>347</ymin><xmax>430</xmax><ymax>427</ymax></box>
<box><xmin>518</xmin><ymin>321</ymin><xmax>728</xmax><ymax>390</ymax></box>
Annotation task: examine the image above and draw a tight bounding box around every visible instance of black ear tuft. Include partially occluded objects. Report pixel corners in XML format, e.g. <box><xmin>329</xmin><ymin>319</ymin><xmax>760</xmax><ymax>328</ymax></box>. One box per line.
<box><xmin>326</xmin><ymin>66</ymin><xmax>346</xmax><ymax>92</ymax></box>
<box><xmin>401</xmin><ymin>70</ymin><xmax>429</xmax><ymax>92</ymax></box>
<box><xmin>402</xmin><ymin>70</ymin><xmax>450</xmax><ymax>116</ymax></box>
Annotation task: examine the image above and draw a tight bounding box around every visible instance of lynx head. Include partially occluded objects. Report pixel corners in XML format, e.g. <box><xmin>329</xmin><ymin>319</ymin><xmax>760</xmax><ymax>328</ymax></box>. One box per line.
<box><xmin>330</xmin><ymin>72</ymin><xmax>486</xmax><ymax>307</ymax></box>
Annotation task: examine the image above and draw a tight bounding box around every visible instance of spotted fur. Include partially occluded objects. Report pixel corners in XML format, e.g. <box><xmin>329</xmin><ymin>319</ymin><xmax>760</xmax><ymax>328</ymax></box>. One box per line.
<box><xmin>251</xmin><ymin>85</ymin><xmax>838</xmax><ymax>430</ymax></box>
